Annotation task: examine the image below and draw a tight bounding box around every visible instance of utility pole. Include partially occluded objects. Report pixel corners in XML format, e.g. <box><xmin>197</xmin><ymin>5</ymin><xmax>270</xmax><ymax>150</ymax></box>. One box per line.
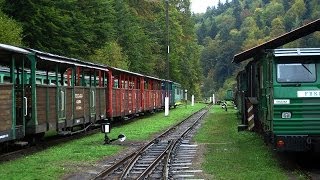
<box><xmin>164</xmin><ymin>0</ymin><xmax>170</xmax><ymax>117</ymax></box>
<box><xmin>166</xmin><ymin>0</ymin><xmax>169</xmax><ymax>81</ymax></box>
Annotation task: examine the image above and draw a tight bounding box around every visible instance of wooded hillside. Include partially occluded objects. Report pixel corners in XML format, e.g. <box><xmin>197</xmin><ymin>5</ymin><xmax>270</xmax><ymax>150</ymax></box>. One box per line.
<box><xmin>196</xmin><ymin>0</ymin><xmax>320</xmax><ymax>99</ymax></box>
<box><xmin>2</xmin><ymin>0</ymin><xmax>320</xmax><ymax>100</ymax></box>
<box><xmin>0</xmin><ymin>0</ymin><xmax>202</xmax><ymax>97</ymax></box>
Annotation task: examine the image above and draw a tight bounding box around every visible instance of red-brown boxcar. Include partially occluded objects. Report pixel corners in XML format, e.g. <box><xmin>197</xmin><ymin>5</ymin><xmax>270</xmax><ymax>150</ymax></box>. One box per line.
<box><xmin>143</xmin><ymin>76</ymin><xmax>162</xmax><ymax>112</ymax></box>
<box><xmin>106</xmin><ymin>67</ymin><xmax>144</xmax><ymax>120</ymax></box>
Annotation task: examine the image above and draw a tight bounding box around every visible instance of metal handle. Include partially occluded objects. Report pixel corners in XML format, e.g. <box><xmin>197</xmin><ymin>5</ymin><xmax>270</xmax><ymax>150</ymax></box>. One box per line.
<box><xmin>91</xmin><ymin>90</ymin><xmax>95</xmax><ymax>107</ymax></box>
<box><xmin>60</xmin><ymin>91</ymin><xmax>65</xmax><ymax>111</ymax></box>
<box><xmin>24</xmin><ymin>97</ymin><xmax>27</xmax><ymax>116</ymax></box>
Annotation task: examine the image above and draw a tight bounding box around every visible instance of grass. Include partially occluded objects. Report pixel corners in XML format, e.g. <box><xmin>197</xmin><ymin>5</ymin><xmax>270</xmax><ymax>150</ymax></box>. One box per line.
<box><xmin>195</xmin><ymin>105</ymin><xmax>289</xmax><ymax>179</ymax></box>
<box><xmin>108</xmin><ymin>103</ymin><xmax>205</xmax><ymax>141</ymax></box>
<box><xmin>0</xmin><ymin>103</ymin><xmax>205</xmax><ymax>179</ymax></box>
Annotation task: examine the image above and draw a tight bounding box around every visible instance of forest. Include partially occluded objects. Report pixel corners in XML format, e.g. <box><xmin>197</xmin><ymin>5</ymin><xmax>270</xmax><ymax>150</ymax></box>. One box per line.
<box><xmin>0</xmin><ymin>0</ymin><xmax>202</xmax><ymax>97</ymax></box>
<box><xmin>196</xmin><ymin>0</ymin><xmax>320</xmax><ymax>99</ymax></box>
<box><xmin>1</xmin><ymin>0</ymin><xmax>320</xmax><ymax>100</ymax></box>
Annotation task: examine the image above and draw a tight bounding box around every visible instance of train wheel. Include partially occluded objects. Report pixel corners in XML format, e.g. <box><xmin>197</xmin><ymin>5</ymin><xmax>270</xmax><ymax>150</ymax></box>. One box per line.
<box><xmin>27</xmin><ymin>132</ymin><xmax>45</xmax><ymax>145</ymax></box>
<box><xmin>0</xmin><ymin>142</ymin><xmax>9</xmax><ymax>153</ymax></box>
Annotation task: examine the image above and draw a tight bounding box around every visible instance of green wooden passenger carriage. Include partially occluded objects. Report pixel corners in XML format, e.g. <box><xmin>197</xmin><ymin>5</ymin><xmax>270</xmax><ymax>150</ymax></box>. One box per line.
<box><xmin>233</xmin><ymin>19</ymin><xmax>320</xmax><ymax>151</ymax></box>
<box><xmin>0</xmin><ymin>44</ymin><xmax>108</xmax><ymax>144</ymax></box>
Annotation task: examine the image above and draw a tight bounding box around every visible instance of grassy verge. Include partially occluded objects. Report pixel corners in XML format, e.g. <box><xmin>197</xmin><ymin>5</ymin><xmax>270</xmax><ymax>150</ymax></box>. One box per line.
<box><xmin>194</xmin><ymin>105</ymin><xmax>288</xmax><ymax>179</ymax></box>
<box><xmin>0</xmin><ymin>103</ymin><xmax>205</xmax><ymax>179</ymax></box>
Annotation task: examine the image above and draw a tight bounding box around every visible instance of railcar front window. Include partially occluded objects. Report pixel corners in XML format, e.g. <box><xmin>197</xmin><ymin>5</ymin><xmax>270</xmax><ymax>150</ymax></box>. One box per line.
<box><xmin>277</xmin><ymin>63</ymin><xmax>316</xmax><ymax>82</ymax></box>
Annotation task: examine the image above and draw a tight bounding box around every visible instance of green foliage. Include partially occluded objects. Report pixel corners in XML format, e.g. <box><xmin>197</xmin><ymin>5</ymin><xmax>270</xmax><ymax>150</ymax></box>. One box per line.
<box><xmin>216</xmin><ymin>76</ymin><xmax>236</xmax><ymax>100</ymax></box>
<box><xmin>89</xmin><ymin>41</ymin><xmax>129</xmax><ymax>70</ymax></box>
<box><xmin>1</xmin><ymin>0</ymin><xmax>201</xmax><ymax>96</ymax></box>
<box><xmin>0</xmin><ymin>9</ymin><xmax>22</xmax><ymax>45</ymax></box>
<box><xmin>196</xmin><ymin>0</ymin><xmax>320</xmax><ymax>99</ymax></box>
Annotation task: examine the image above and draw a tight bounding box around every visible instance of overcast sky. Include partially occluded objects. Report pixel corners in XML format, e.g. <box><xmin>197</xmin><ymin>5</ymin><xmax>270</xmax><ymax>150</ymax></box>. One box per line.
<box><xmin>190</xmin><ymin>0</ymin><xmax>226</xmax><ymax>14</ymax></box>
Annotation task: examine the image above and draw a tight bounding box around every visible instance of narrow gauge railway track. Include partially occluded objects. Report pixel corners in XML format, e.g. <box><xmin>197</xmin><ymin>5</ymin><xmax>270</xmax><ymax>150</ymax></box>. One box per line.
<box><xmin>93</xmin><ymin>107</ymin><xmax>209</xmax><ymax>180</ymax></box>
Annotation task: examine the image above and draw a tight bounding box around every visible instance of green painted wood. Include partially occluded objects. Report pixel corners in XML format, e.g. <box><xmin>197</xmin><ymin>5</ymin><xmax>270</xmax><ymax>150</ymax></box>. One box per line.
<box><xmin>11</xmin><ymin>57</ymin><xmax>16</xmax><ymax>138</ymax></box>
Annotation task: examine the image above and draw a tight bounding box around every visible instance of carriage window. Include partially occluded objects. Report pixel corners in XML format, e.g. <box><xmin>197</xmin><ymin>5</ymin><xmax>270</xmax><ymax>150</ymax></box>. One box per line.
<box><xmin>125</xmin><ymin>81</ymin><xmax>128</xmax><ymax>89</ymax></box>
<box><xmin>51</xmin><ymin>80</ymin><xmax>56</xmax><ymax>85</ymax></box>
<box><xmin>277</xmin><ymin>63</ymin><xmax>316</xmax><ymax>83</ymax></box>
<box><xmin>3</xmin><ymin>76</ymin><xmax>11</xmax><ymax>84</ymax></box>
<box><xmin>36</xmin><ymin>78</ymin><xmax>42</xmax><ymax>84</ymax></box>
<box><xmin>44</xmin><ymin>79</ymin><xmax>50</xmax><ymax>84</ymax></box>
<box><xmin>113</xmin><ymin>79</ymin><xmax>119</xmax><ymax>88</ymax></box>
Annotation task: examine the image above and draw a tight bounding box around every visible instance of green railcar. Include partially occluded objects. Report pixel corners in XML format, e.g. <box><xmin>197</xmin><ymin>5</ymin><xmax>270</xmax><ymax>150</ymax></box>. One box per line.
<box><xmin>0</xmin><ymin>44</ymin><xmax>108</xmax><ymax>146</ymax></box>
<box><xmin>172</xmin><ymin>82</ymin><xmax>183</xmax><ymax>106</ymax></box>
<box><xmin>225</xmin><ymin>89</ymin><xmax>234</xmax><ymax>101</ymax></box>
<box><xmin>237</xmin><ymin>48</ymin><xmax>320</xmax><ymax>151</ymax></box>
<box><xmin>161</xmin><ymin>80</ymin><xmax>183</xmax><ymax>108</ymax></box>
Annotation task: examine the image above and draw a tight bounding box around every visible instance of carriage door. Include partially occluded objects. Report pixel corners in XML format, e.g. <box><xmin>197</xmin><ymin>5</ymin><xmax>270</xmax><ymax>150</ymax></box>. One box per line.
<box><xmin>15</xmin><ymin>69</ymin><xmax>27</xmax><ymax>138</ymax></box>
<box><xmin>58</xmin><ymin>87</ymin><xmax>66</xmax><ymax>122</ymax></box>
<box><xmin>15</xmin><ymin>58</ymin><xmax>33</xmax><ymax>137</ymax></box>
<box><xmin>260</xmin><ymin>57</ymin><xmax>273</xmax><ymax>131</ymax></box>
<box><xmin>90</xmin><ymin>88</ymin><xmax>96</xmax><ymax>120</ymax></box>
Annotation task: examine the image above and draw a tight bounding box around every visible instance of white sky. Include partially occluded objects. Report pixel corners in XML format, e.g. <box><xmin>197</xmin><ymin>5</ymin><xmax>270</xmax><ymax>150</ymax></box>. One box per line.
<box><xmin>190</xmin><ymin>0</ymin><xmax>226</xmax><ymax>14</ymax></box>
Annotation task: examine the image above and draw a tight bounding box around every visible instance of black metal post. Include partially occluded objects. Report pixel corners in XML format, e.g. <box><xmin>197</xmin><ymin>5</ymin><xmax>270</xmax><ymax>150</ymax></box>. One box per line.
<box><xmin>104</xmin><ymin>133</ymin><xmax>110</xmax><ymax>144</ymax></box>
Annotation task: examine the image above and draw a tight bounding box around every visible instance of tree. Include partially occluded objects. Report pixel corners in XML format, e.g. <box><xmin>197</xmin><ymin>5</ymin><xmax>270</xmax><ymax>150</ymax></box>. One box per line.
<box><xmin>232</xmin><ymin>0</ymin><xmax>242</xmax><ymax>29</ymax></box>
<box><xmin>270</xmin><ymin>17</ymin><xmax>286</xmax><ymax>38</ymax></box>
<box><xmin>261</xmin><ymin>1</ymin><xmax>284</xmax><ymax>27</ymax></box>
<box><xmin>0</xmin><ymin>10</ymin><xmax>22</xmax><ymax>45</ymax></box>
<box><xmin>114</xmin><ymin>0</ymin><xmax>154</xmax><ymax>75</ymax></box>
<box><xmin>89</xmin><ymin>41</ymin><xmax>128</xmax><ymax>70</ymax></box>
<box><xmin>3</xmin><ymin>0</ymin><xmax>116</xmax><ymax>59</ymax></box>
<box><xmin>284</xmin><ymin>0</ymin><xmax>306</xmax><ymax>30</ymax></box>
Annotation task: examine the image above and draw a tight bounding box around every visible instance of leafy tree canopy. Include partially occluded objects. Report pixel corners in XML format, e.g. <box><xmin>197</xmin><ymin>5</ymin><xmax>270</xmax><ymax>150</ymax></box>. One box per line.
<box><xmin>195</xmin><ymin>0</ymin><xmax>320</xmax><ymax>99</ymax></box>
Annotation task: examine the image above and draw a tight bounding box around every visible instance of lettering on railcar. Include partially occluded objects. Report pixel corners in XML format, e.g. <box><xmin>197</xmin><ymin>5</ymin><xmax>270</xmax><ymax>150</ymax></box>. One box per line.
<box><xmin>297</xmin><ymin>90</ymin><xmax>320</xmax><ymax>97</ymax></box>
<box><xmin>75</xmin><ymin>93</ymin><xmax>83</xmax><ymax>110</ymax></box>
<box><xmin>75</xmin><ymin>93</ymin><xmax>83</xmax><ymax>99</ymax></box>
<box><xmin>274</xmin><ymin>99</ymin><xmax>290</xmax><ymax>105</ymax></box>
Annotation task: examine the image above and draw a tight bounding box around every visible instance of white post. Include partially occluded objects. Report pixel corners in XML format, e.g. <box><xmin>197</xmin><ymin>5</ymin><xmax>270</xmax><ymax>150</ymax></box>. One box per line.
<box><xmin>212</xmin><ymin>94</ymin><xmax>215</xmax><ymax>104</ymax></box>
<box><xmin>185</xmin><ymin>90</ymin><xmax>188</xmax><ymax>101</ymax></box>
<box><xmin>185</xmin><ymin>89</ymin><xmax>188</xmax><ymax>107</ymax></box>
<box><xmin>191</xmin><ymin>95</ymin><xmax>194</xmax><ymax>106</ymax></box>
<box><xmin>165</xmin><ymin>97</ymin><xmax>169</xmax><ymax>116</ymax></box>
<box><xmin>209</xmin><ymin>97</ymin><xmax>212</xmax><ymax>103</ymax></box>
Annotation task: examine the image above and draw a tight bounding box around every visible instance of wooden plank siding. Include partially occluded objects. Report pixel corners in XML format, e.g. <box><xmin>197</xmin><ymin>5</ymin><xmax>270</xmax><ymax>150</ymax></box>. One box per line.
<box><xmin>47</xmin><ymin>87</ymin><xmax>57</xmax><ymax>129</ymax></box>
<box><xmin>136</xmin><ymin>89</ymin><xmax>142</xmax><ymax>112</ymax></box>
<box><xmin>74</xmin><ymin>88</ymin><xmax>85</xmax><ymax>119</ymax></box>
<box><xmin>36</xmin><ymin>86</ymin><xmax>105</xmax><ymax>130</ymax></box>
<box><xmin>66</xmin><ymin>87</ymin><xmax>73</xmax><ymax>126</ymax></box>
<box><xmin>95</xmin><ymin>87</ymin><xmax>106</xmax><ymax>120</ymax></box>
<box><xmin>144</xmin><ymin>90</ymin><xmax>151</xmax><ymax>111</ymax></box>
<box><xmin>133</xmin><ymin>89</ymin><xmax>139</xmax><ymax>113</ymax></box>
<box><xmin>112</xmin><ymin>89</ymin><xmax>120</xmax><ymax>117</ymax></box>
<box><xmin>36</xmin><ymin>85</ymin><xmax>57</xmax><ymax>130</ymax></box>
<box><xmin>155</xmin><ymin>90</ymin><xmax>162</xmax><ymax>108</ymax></box>
<box><xmin>0</xmin><ymin>85</ymin><xmax>13</xmax><ymax>132</ymax></box>
<box><xmin>36</xmin><ymin>86</ymin><xmax>47</xmax><ymax>125</ymax></box>
<box><xmin>83</xmin><ymin>88</ymin><xmax>90</xmax><ymax>122</ymax></box>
